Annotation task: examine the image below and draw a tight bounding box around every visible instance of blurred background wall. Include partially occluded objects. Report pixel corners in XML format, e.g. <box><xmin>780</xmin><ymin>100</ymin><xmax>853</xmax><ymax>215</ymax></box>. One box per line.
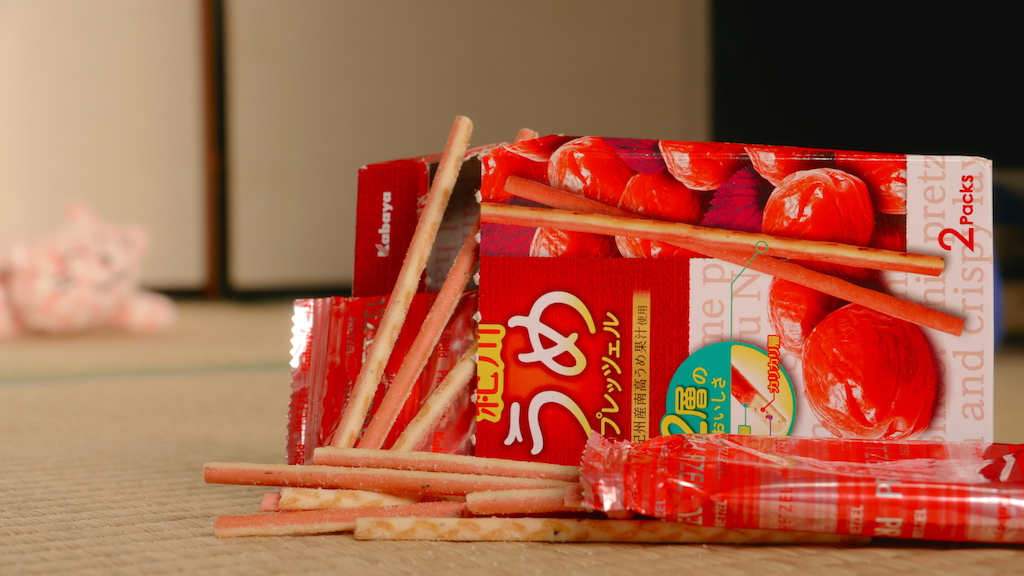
<box><xmin>2</xmin><ymin>0</ymin><xmax>1020</xmax><ymax>309</ymax></box>
<box><xmin>0</xmin><ymin>0</ymin><xmax>711</xmax><ymax>294</ymax></box>
<box><xmin>0</xmin><ymin>0</ymin><xmax>206</xmax><ymax>290</ymax></box>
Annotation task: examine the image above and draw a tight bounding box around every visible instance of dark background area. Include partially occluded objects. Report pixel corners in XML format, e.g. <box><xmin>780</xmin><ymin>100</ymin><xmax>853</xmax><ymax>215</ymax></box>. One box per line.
<box><xmin>711</xmin><ymin>2</ymin><xmax>1020</xmax><ymax>165</ymax></box>
<box><xmin>712</xmin><ymin>1</ymin><xmax>1024</xmax><ymax>283</ymax></box>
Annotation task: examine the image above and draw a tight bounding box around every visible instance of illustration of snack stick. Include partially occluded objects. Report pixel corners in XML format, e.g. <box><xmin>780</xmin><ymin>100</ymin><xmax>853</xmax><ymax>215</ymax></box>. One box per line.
<box><xmin>730</xmin><ymin>363</ymin><xmax>788</xmax><ymax>433</ymax></box>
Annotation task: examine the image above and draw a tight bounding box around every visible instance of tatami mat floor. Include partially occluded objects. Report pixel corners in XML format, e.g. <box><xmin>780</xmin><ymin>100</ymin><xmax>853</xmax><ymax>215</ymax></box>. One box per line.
<box><xmin>1</xmin><ymin>300</ymin><xmax>1022</xmax><ymax>575</ymax></box>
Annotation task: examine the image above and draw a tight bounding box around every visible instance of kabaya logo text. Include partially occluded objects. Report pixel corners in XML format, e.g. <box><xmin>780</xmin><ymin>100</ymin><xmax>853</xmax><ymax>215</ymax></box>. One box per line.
<box><xmin>376</xmin><ymin>191</ymin><xmax>393</xmax><ymax>257</ymax></box>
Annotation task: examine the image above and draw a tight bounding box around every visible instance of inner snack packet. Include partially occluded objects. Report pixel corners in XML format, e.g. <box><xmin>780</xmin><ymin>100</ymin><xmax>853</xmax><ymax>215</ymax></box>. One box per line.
<box><xmin>475</xmin><ymin>136</ymin><xmax>993</xmax><ymax>465</ymax></box>
<box><xmin>287</xmin><ymin>291</ymin><xmax>477</xmax><ymax>464</ymax></box>
<box><xmin>580</xmin><ymin>433</ymin><xmax>1024</xmax><ymax>544</ymax></box>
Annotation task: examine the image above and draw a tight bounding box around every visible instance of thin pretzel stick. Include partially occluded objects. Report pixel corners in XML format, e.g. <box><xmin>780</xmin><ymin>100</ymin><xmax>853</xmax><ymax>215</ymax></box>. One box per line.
<box><xmin>312</xmin><ymin>445</ymin><xmax>579</xmax><ymax>482</ymax></box>
<box><xmin>465</xmin><ymin>486</ymin><xmax>584</xmax><ymax>516</ymax></box>
<box><xmin>482</xmin><ymin>202</ymin><xmax>963</xmax><ymax>335</ymax></box>
<box><xmin>514</xmin><ymin>128</ymin><xmax>539</xmax><ymax>142</ymax></box>
<box><xmin>491</xmin><ymin>184</ymin><xmax>945</xmax><ymax>276</ymax></box>
<box><xmin>276</xmin><ymin>488</ymin><xmax>423</xmax><ymax>511</ymax></box>
<box><xmin>352</xmin><ymin>517</ymin><xmax>871</xmax><ymax>544</ymax></box>
<box><xmin>213</xmin><ymin>500</ymin><xmax>466</xmax><ymax>538</ymax></box>
<box><xmin>261</xmin><ymin>492</ymin><xmax>281</xmax><ymax>511</ymax></box>
<box><xmin>669</xmin><ymin>233</ymin><xmax>963</xmax><ymax>335</ymax></box>
<box><xmin>563</xmin><ymin>483</ymin><xmax>585</xmax><ymax>508</ymax></box>
<box><xmin>390</xmin><ymin>343</ymin><xmax>478</xmax><ymax>451</ymax></box>
<box><xmin>332</xmin><ymin>116</ymin><xmax>473</xmax><ymax>449</ymax></box>
<box><xmin>700</xmin><ymin>244</ymin><xmax>963</xmax><ymax>336</ymax></box>
<box><xmin>204</xmin><ymin>461</ymin><xmax>572</xmax><ymax>496</ymax></box>
<box><xmin>505</xmin><ymin>175</ymin><xmax>634</xmax><ymax>217</ymax></box>
<box><xmin>358</xmin><ymin>219</ymin><xmax>480</xmax><ymax>450</ymax></box>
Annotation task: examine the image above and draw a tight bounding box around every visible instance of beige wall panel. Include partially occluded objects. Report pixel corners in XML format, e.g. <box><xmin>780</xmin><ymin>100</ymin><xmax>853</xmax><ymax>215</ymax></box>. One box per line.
<box><xmin>0</xmin><ymin>0</ymin><xmax>206</xmax><ymax>290</ymax></box>
<box><xmin>226</xmin><ymin>0</ymin><xmax>710</xmax><ymax>290</ymax></box>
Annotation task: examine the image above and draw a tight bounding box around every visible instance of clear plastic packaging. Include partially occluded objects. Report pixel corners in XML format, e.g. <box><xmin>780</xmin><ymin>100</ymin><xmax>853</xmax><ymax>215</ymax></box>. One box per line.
<box><xmin>581</xmin><ymin>433</ymin><xmax>1024</xmax><ymax>543</ymax></box>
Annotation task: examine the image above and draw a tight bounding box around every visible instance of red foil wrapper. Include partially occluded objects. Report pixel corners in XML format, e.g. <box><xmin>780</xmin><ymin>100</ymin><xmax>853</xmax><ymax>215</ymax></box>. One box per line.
<box><xmin>287</xmin><ymin>292</ymin><xmax>478</xmax><ymax>464</ymax></box>
<box><xmin>581</xmin><ymin>433</ymin><xmax>1024</xmax><ymax>544</ymax></box>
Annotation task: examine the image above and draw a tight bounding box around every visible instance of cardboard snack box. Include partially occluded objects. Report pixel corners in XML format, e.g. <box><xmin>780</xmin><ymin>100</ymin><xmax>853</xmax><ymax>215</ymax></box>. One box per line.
<box><xmin>353</xmin><ymin>149</ymin><xmax>486</xmax><ymax>297</ymax></box>
<box><xmin>356</xmin><ymin>135</ymin><xmax>994</xmax><ymax>466</ymax></box>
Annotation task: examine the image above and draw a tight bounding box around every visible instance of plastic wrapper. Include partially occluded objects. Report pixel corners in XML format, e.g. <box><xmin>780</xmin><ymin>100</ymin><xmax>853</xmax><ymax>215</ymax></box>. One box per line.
<box><xmin>287</xmin><ymin>291</ymin><xmax>478</xmax><ymax>464</ymax></box>
<box><xmin>581</xmin><ymin>433</ymin><xmax>1024</xmax><ymax>544</ymax></box>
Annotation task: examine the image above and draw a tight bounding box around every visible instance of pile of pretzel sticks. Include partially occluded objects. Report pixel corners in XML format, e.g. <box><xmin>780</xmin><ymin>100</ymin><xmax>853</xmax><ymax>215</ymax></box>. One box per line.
<box><xmin>204</xmin><ymin>448</ymin><xmax>864</xmax><ymax>543</ymax></box>
<box><xmin>203</xmin><ymin>116</ymin><xmax>955</xmax><ymax>543</ymax></box>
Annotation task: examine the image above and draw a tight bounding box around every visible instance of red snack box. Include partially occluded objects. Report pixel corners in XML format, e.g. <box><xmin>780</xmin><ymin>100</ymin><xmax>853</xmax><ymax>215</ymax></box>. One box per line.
<box><xmin>353</xmin><ymin>149</ymin><xmax>487</xmax><ymax>297</ymax></box>
<box><xmin>475</xmin><ymin>137</ymin><xmax>994</xmax><ymax>465</ymax></box>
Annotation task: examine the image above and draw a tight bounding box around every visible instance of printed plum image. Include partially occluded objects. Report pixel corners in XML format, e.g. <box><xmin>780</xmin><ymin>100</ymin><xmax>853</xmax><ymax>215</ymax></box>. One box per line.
<box><xmin>762</xmin><ymin>167</ymin><xmax>876</xmax><ymax>282</ymax></box>
<box><xmin>767</xmin><ymin>278</ymin><xmax>843</xmax><ymax>354</ymax></box>
<box><xmin>745</xmin><ymin>145</ymin><xmax>834</xmax><ymax>186</ymax></box>
<box><xmin>659</xmin><ymin>141</ymin><xmax>746</xmax><ymax>191</ymax></box>
<box><xmin>479</xmin><ymin>135</ymin><xmax>574</xmax><ymax>203</ymax></box>
<box><xmin>834</xmin><ymin>152</ymin><xmax>907</xmax><ymax>215</ymax></box>
<box><xmin>617</xmin><ymin>170</ymin><xmax>706</xmax><ymax>222</ymax></box>
<box><xmin>529</xmin><ymin>227</ymin><xmax>619</xmax><ymax>257</ymax></box>
<box><xmin>802</xmin><ymin>304</ymin><xmax>938</xmax><ymax>439</ymax></box>
<box><xmin>762</xmin><ymin>168</ymin><xmax>875</xmax><ymax>246</ymax></box>
<box><xmin>548</xmin><ymin>136</ymin><xmax>636</xmax><ymax>206</ymax></box>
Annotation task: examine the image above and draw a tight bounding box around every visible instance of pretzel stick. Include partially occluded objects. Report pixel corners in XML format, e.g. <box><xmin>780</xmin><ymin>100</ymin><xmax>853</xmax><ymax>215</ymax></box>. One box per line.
<box><xmin>214</xmin><ymin>500</ymin><xmax>466</xmax><ymax>538</ymax></box>
<box><xmin>360</xmin><ymin>126</ymin><xmax>531</xmax><ymax>450</ymax></box>
<box><xmin>482</xmin><ymin>203</ymin><xmax>963</xmax><ymax>336</ymax></box>
<box><xmin>563</xmin><ymin>483</ymin><xmax>585</xmax><ymax>508</ymax></box>
<box><xmin>261</xmin><ymin>492</ymin><xmax>281</xmax><ymax>511</ymax></box>
<box><xmin>353</xmin><ymin>517</ymin><xmax>871</xmax><ymax>544</ymax></box>
<box><xmin>390</xmin><ymin>343</ymin><xmax>478</xmax><ymax>451</ymax></box>
<box><xmin>514</xmin><ymin>128</ymin><xmax>539</xmax><ymax>142</ymax></box>
<box><xmin>311</xmin><ymin>444</ymin><xmax>581</xmax><ymax>479</ymax></box>
<box><xmin>275</xmin><ymin>488</ymin><xmax>423</xmax><ymax>511</ymax></box>
<box><xmin>313</xmin><ymin>445</ymin><xmax>579</xmax><ymax>482</ymax></box>
<box><xmin>204</xmin><ymin>462</ymin><xmax>572</xmax><ymax>496</ymax></box>
<box><xmin>703</xmin><ymin>244</ymin><xmax>962</xmax><ymax>336</ymax></box>
<box><xmin>489</xmin><ymin>186</ymin><xmax>945</xmax><ymax>276</ymax></box>
<box><xmin>505</xmin><ymin>175</ymin><xmax>633</xmax><ymax>217</ymax></box>
<box><xmin>465</xmin><ymin>486</ymin><xmax>584</xmax><ymax>516</ymax></box>
<box><xmin>358</xmin><ymin>220</ymin><xmax>480</xmax><ymax>450</ymax></box>
<box><xmin>332</xmin><ymin>116</ymin><xmax>473</xmax><ymax>449</ymax></box>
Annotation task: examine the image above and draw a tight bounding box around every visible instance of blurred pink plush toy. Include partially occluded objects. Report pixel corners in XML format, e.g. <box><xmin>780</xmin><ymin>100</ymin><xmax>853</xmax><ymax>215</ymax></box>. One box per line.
<box><xmin>0</xmin><ymin>202</ymin><xmax>176</xmax><ymax>338</ymax></box>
